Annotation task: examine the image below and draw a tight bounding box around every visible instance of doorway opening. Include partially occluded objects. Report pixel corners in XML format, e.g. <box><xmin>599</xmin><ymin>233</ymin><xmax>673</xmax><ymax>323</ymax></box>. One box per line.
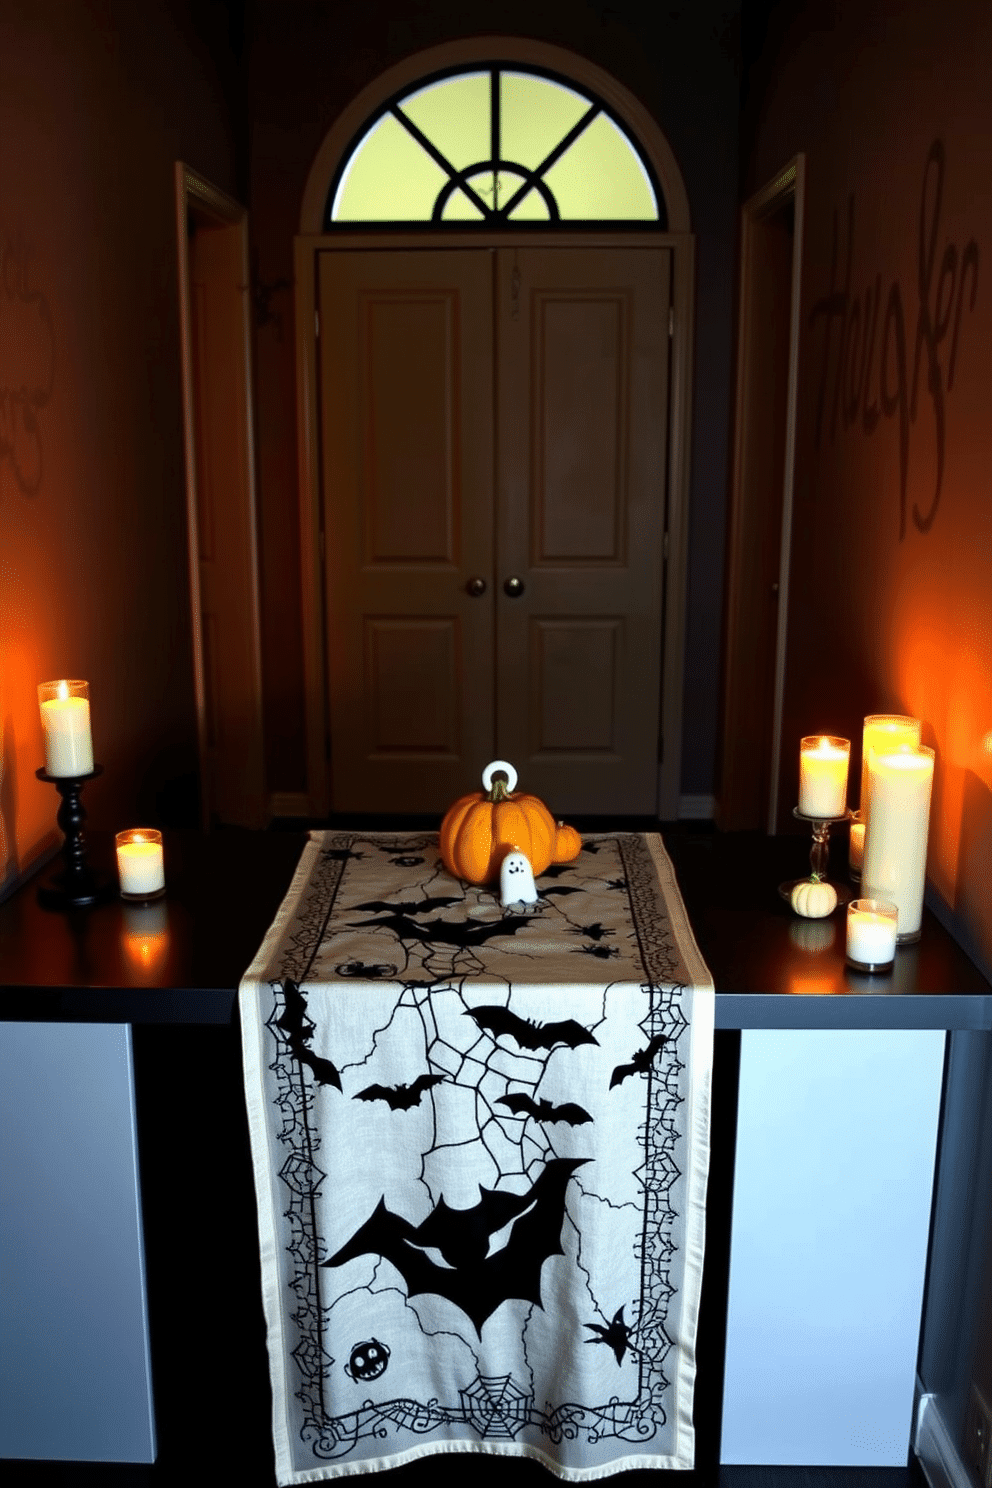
<box><xmin>716</xmin><ymin>156</ymin><xmax>805</xmax><ymax>834</ymax></box>
<box><xmin>174</xmin><ymin>163</ymin><xmax>266</xmax><ymax>828</ymax></box>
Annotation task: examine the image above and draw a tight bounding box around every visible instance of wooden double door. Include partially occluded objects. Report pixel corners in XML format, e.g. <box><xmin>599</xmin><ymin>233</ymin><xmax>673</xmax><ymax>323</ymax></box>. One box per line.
<box><xmin>318</xmin><ymin>245</ymin><xmax>671</xmax><ymax>815</ymax></box>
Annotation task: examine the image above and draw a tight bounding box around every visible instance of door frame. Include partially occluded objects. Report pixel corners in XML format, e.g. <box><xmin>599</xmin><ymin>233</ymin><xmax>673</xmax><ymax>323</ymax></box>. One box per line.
<box><xmin>174</xmin><ymin>163</ymin><xmax>266</xmax><ymax>828</ymax></box>
<box><xmin>292</xmin><ymin>38</ymin><xmax>695</xmax><ymax>820</ymax></box>
<box><xmin>717</xmin><ymin>156</ymin><xmax>805</xmax><ymax>834</ymax></box>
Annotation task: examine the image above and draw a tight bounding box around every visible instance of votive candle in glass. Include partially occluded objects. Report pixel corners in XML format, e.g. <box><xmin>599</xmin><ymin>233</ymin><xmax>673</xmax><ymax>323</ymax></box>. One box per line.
<box><xmin>38</xmin><ymin>680</ymin><xmax>94</xmax><ymax>777</ymax></box>
<box><xmin>846</xmin><ymin>898</ymin><xmax>898</xmax><ymax>972</ymax></box>
<box><xmin>849</xmin><ymin>811</ymin><xmax>865</xmax><ymax>881</ymax></box>
<box><xmin>862</xmin><ymin>745</ymin><xmax>934</xmax><ymax>941</ymax></box>
<box><xmin>799</xmin><ymin>735</ymin><xmax>850</xmax><ymax>818</ymax></box>
<box><xmin>860</xmin><ymin>714</ymin><xmax>921</xmax><ymax>817</ymax></box>
<box><xmin>116</xmin><ymin>829</ymin><xmax>165</xmax><ymax>900</ymax></box>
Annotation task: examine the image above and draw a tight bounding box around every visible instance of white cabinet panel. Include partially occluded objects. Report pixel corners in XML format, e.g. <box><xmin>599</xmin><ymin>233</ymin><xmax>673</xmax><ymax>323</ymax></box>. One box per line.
<box><xmin>721</xmin><ymin>1028</ymin><xmax>944</xmax><ymax>1466</ymax></box>
<box><xmin>0</xmin><ymin>1022</ymin><xmax>155</xmax><ymax>1462</ymax></box>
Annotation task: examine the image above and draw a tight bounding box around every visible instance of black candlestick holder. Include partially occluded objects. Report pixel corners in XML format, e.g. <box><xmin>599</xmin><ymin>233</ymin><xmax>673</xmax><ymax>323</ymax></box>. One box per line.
<box><xmin>778</xmin><ymin>805</ymin><xmax>855</xmax><ymax>908</ymax></box>
<box><xmin>35</xmin><ymin>765</ymin><xmax>114</xmax><ymax>910</ymax></box>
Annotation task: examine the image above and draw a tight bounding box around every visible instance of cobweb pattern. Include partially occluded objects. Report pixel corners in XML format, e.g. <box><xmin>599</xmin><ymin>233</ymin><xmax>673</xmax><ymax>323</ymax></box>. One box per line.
<box><xmin>254</xmin><ymin>832</ymin><xmax>705</xmax><ymax>1472</ymax></box>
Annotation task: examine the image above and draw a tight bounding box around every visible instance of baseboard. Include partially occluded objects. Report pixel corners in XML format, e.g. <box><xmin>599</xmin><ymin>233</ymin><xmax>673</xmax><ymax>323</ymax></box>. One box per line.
<box><xmin>268</xmin><ymin>791</ymin><xmax>311</xmax><ymax>820</ymax></box>
<box><xmin>0</xmin><ymin>837</ymin><xmax>60</xmax><ymax>905</ymax></box>
<box><xmin>915</xmin><ymin>1390</ymin><xmax>975</xmax><ymax>1488</ymax></box>
<box><xmin>679</xmin><ymin>793</ymin><xmax>715</xmax><ymax>820</ymax></box>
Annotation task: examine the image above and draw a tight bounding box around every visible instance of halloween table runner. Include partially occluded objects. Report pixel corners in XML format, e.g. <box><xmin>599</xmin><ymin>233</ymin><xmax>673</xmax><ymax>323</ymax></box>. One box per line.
<box><xmin>240</xmin><ymin>831</ymin><xmax>713</xmax><ymax>1483</ymax></box>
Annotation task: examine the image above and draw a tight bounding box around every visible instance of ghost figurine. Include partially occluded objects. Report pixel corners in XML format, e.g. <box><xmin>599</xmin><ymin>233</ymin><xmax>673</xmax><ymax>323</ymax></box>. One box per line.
<box><xmin>500</xmin><ymin>850</ymin><xmax>539</xmax><ymax>907</ymax></box>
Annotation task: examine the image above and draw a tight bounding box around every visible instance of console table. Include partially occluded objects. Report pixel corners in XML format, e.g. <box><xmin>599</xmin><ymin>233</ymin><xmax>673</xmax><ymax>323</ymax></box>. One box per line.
<box><xmin>0</xmin><ymin>827</ymin><xmax>988</xmax><ymax>1478</ymax></box>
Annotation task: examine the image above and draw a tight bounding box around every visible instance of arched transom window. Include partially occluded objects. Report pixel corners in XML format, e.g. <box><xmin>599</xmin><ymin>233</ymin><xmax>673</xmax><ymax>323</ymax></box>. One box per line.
<box><xmin>327</xmin><ymin>65</ymin><xmax>665</xmax><ymax>228</ymax></box>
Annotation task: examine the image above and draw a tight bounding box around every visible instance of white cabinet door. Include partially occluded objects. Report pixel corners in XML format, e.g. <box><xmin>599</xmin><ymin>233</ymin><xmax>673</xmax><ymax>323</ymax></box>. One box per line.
<box><xmin>721</xmin><ymin>1028</ymin><xmax>945</xmax><ymax>1466</ymax></box>
<box><xmin>0</xmin><ymin>1023</ymin><xmax>155</xmax><ymax>1462</ymax></box>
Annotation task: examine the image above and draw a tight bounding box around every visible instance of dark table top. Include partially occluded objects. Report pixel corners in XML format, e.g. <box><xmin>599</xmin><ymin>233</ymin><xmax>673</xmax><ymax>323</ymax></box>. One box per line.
<box><xmin>0</xmin><ymin>826</ymin><xmax>989</xmax><ymax>1029</ymax></box>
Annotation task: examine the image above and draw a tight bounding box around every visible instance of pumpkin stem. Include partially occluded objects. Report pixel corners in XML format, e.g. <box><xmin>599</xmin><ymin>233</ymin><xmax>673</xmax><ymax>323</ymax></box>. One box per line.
<box><xmin>489</xmin><ymin>773</ymin><xmax>511</xmax><ymax>803</ymax></box>
<box><xmin>810</xmin><ymin>871</ymin><xmax>823</xmax><ymax>882</ymax></box>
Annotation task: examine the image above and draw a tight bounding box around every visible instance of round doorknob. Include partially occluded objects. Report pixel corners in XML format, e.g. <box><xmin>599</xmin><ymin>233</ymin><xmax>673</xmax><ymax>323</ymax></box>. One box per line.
<box><xmin>466</xmin><ymin>577</ymin><xmax>487</xmax><ymax>597</ymax></box>
<box><xmin>503</xmin><ymin>576</ymin><xmax>525</xmax><ymax>597</ymax></box>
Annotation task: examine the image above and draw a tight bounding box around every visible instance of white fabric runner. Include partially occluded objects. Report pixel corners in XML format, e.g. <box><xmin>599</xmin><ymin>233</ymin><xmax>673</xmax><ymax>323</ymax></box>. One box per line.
<box><xmin>240</xmin><ymin>831</ymin><xmax>713</xmax><ymax>1483</ymax></box>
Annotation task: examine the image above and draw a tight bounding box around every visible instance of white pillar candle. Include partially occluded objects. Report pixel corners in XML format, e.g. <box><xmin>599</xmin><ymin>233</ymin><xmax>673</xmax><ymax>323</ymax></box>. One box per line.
<box><xmin>846</xmin><ymin>898</ymin><xmax>898</xmax><ymax>969</ymax></box>
<box><xmin>798</xmin><ymin>736</ymin><xmax>850</xmax><ymax>818</ymax></box>
<box><xmin>38</xmin><ymin>679</ymin><xmax>94</xmax><ymax>777</ymax></box>
<box><xmin>860</xmin><ymin>714</ymin><xmax>921</xmax><ymax>816</ymax></box>
<box><xmin>849</xmin><ymin>813</ymin><xmax>865</xmax><ymax>878</ymax></box>
<box><xmin>862</xmin><ymin>746</ymin><xmax>934</xmax><ymax>940</ymax></box>
<box><xmin>116</xmin><ymin>829</ymin><xmax>165</xmax><ymax>899</ymax></box>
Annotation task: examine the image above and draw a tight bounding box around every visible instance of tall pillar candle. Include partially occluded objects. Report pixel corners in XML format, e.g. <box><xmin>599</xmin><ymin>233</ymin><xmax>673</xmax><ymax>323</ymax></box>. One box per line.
<box><xmin>798</xmin><ymin>736</ymin><xmax>850</xmax><ymax>818</ymax></box>
<box><xmin>862</xmin><ymin>745</ymin><xmax>934</xmax><ymax>940</ymax></box>
<box><xmin>38</xmin><ymin>680</ymin><xmax>94</xmax><ymax>777</ymax></box>
<box><xmin>860</xmin><ymin>714</ymin><xmax>921</xmax><ymax>818</ymax></box>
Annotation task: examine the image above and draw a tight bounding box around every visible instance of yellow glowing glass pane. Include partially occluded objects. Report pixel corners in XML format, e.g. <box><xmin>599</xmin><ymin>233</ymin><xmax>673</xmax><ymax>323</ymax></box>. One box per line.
<box><xmin>507</xmin><ymin>187</ymin><xmax>551</xmax><ymax>221</ymax></box>
<box><xmin>493</xmin><ymin>170</ymin><xmax>529</xmax><ymax>213</ymax></box>
<box><xmin>332</xmin><ymin>113</ymin><xmax>449</xmax><ymax>220</ymax></box>
<box><xmin>500</xmin><ymin>72</ymin><xmax>591</xmax><ymax>171</ymax></box>
<box><xmin>399</xmin><ymin>72</ymin><xmax>490</xmax><ymax>172</ymax></box>
<box><xmin>441</xmin><ymin>188</ymin><xmax>486</xmax><ymax>221</ymax></box>
<box><xmin>543</xmin><ymin>112</ymin><xmax>657</xmax><ymax>219</ymax></box>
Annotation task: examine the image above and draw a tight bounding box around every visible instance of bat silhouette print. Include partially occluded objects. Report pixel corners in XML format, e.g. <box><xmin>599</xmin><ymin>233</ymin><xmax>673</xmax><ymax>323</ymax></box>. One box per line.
<box><xmin>349</xmin><ymin>910</ymin><xmax>532</xmax><ymax>949</ymax></box>
<box><xmin>354</xmin><ymin>1073</ymin><xmax>447</xmax><ymax>1111</ymax></box>
<box><xmin>497</xmin><ymin>1092</ymin><xmax>592</xmax><ymax>1127</ymax></box>
<box><xmin>323</xmin><ymin>1156</ymin><xmax>589</xmax><ymax>1334</ymax></box>
<box><xmin>609</xmin><ymin>1033</ymin><xmax>668</xmax><ymax>1089</ymax></box>
<box><xmin>274</xmin><ymin>980</ymin><xmax>342</xmax><ymax>1089</ymax></box>
<box><xmin>467</xmin><ymin>1005</ymin><xmax>599</xmax><ymax>1052</ymax></box>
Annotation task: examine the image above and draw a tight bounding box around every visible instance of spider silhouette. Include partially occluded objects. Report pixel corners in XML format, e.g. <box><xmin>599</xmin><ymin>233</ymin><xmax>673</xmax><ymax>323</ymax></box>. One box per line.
<box><xmin>567</xmin><ymin>922</ymin><xmax>615</xmax><ymax>942</ymax></box>
<box><xmin>585</xmin><ymin>1305</ymin><xmax>638</xmax><ymax>1367</ymax></box>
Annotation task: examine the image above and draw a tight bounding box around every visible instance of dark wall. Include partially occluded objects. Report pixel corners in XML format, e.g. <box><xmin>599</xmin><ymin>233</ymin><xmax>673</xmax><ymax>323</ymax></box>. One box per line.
<box><xmin>0</xmin><ymin>0</ymin><xmax>240</xmax><ymax>889</ymax></box>
<box><xmin>247</xmin><ymin>0</ymin><xmax>742</xmax><ymax>800</ymax></box>
<box><xmin>740</xmin><ymin>0</ymin><xmax>992</xmax><ymax>966</ymax></box>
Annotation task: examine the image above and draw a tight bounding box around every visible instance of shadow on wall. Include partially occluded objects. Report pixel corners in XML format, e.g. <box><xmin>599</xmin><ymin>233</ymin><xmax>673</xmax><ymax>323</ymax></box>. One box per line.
<box><xmin>136</xmin><ymin>745</ymin><xmax>201</xmax><ymax>831</ymax></box>
<box><xmin>0</xmin><ymin>232</ymin><xmax>54</xmax><ymax>497</ymax></box>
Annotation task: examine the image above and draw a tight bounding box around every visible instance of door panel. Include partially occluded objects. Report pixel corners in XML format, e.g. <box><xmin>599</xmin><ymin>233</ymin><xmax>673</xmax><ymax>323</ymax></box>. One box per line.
<box><xmin>364</xmin><ymin>617</ymin><xmax>461</xmax><ymax>754</ymax></box>
<box><xmin>496</xmin><ymin>248</ymin><xmax>671</xmax><ymax>812</ymax></box>
<box><xmin>319</xmin><ymin>251</ymin><xmax>494</xmax><ymax>811</ymax></box>
<box><xmin>530</xmin><ymin>617</ymin><xmax>622</xmax><ymax>752</ymax></box>
<box><xmin>535</xmin><ymin>295</ymin><xmax>626</xmax><ymax>562</ymax></box>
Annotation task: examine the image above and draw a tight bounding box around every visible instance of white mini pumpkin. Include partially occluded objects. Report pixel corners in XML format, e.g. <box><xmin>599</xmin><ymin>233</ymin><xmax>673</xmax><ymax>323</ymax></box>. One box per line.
<box><xmin>790</xmin><ymin>878</ymin><xmax>838</xmax><ymax>919</ymax></box>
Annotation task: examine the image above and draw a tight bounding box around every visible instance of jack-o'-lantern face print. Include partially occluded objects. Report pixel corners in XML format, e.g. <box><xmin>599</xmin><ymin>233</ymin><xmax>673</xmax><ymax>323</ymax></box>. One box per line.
<box><xmin>346</xmin><ymin>1338</ymin><xmax>390</xmax><ymax>1381</ymax></box>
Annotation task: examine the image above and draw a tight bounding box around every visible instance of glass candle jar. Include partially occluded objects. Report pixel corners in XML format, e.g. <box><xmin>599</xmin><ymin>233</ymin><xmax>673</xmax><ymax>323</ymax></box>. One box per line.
<box><xmin>846</xmin><ymin>898</ymin><xmax>898</xmax><ymax>972</ymax></box>
<box><xmin>116</xmin><ymin>829</ymin><xmax>166</xmax><ymax>901</ymax></box>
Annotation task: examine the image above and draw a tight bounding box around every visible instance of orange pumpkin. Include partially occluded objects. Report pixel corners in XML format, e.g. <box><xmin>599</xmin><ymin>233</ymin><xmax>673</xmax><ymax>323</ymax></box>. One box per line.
<box><xmin>440</xmin><ymin>760</ymin><xmax>582</xmax><ymax>885</ymax></box>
